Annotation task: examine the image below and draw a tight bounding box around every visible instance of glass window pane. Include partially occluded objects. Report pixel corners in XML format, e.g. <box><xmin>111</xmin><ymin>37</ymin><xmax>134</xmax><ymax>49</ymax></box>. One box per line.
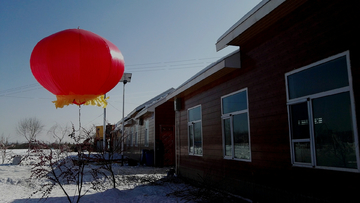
<box><xmin>313</xmin><ymin>92</ymin><xmax>357</xmax><ymax>169</ymax></box>
<box><xmin>145</xmin><ymin>121</ymin><xmax>149</xmax><ymax>146</ymax></box>
<box><xmin>188</xmin><ymin>125</ymin><xmax>194</xmax><ymax>154</ymax></box>
<box><xmin>290</xmin><ymin>102</ymin><xmax>310</xmax><ymax>139</ymax></box>
<box><xmin>222</xmin><ymin>91</ymin><xmax>247</xmax><ymax>114</ymax></box>
<box><xmin>144</xmin><ymin>129</ymin><xmax>148</xmax><ymax>146</ymax></box>
<box><xmin>288</xmin><ymin>56</ymin><xmax>349</xmax><ymax>99</ymax></box>
<box><xmin>223</xmin><ymin>118</ymin><xmax>232</xmax><ymax>157</ymax></box>
<box><xmin>130</xmin><ymin>128</ymin><xmax>133</xmax><ymax>146</ymax></box>
<box><xmin>188</xmin><ymin>106</ymin><xmax>201</xmax><ymax>122</ymax></box>
<box><xmin>135</xmin><ymin>132</ymin><xmax>138</xmax><ymax>145</ymax></box>
<box><xmin>125</xmin><ymin>132</ymin><xmax>130</xmax><ymax>145</ymax></box>
<box><xmin>194</xmin><ymin>122</ymin><xmax>202</xmax><ymax>155</ymax></box>
<box><xmin>130</xmin><ymin>133</ymin><xmax>133</xmax><ymax>146</ymax></box>
<box><xmin>233</xmin><ymin>113</ymin><xmax>250</xmax><ymax>160</ymax></box>
<box><xmin>294</xmin><ymin>142</ymin><xmax>312</xmax><ymax>163</ymax></box>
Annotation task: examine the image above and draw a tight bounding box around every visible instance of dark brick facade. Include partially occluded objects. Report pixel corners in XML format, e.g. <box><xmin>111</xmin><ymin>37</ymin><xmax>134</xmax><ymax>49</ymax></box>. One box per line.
<box><xmin>175</xmin><ymin>1</ymin><xmax>360</xmax><ymax>202</ymax></box>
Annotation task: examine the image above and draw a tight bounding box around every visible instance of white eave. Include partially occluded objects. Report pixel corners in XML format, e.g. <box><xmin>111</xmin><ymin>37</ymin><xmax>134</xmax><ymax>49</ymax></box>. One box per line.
<box><xmin>134</xmin><ymin>88</ymin><xmax>175</xmax><ymax>119</ymax></box>
<box><xmin>216</xmin><ymin>0</ymin><xmax>307</xmax><ymax>51</ymax></box>
<box><xmin>134</xmin><ymin>96</ymin><xmax>168</xmax><ymax>119</ymax></box>
<box><xmin>135</xmin><ymin>107</ymin><xmax>151</xmax><ymax>119</ymax></box>
<box><xmin>216</xmin><ymin>0</ymin><xmax>284</xmax><ymax>51</ymax></box>
<box><xmin>167</xmin><ymin>50</ymin><xmax>240</xmax><ymax>100</ymax></box>
<box><xmin>148</xmin><ymin>95</ymin><xmax>168</xmax><ymax>112</ymax></box>
<box><xmin>124</xmin><ymin>118</ymin><xmax>134</xmax><ymax>127</ymax></box>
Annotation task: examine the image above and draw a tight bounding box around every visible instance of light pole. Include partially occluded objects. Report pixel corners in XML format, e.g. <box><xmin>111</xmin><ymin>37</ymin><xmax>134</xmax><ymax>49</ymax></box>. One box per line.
<box><xmin>120</xmin><ymin>73</ymin><xmax>132</xmax><ymax>165</ymax></box>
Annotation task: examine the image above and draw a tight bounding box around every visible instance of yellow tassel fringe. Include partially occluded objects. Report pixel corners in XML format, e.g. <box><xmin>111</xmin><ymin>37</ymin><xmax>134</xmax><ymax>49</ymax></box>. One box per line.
<box><xmin>52</xmin><ymin>95</ymin><xmax>109</xmax><ymax>108</ymax></box>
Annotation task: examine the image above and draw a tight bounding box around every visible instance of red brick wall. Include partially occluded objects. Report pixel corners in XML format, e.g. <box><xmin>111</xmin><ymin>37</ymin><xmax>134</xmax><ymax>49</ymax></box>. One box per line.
<box><xmin>154</xmin><ymin>101</ymin><xmax>175</xmax><ymax>166</ymax></box>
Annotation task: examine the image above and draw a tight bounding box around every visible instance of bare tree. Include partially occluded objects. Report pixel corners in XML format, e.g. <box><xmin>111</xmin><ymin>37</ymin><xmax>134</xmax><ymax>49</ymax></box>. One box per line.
<box><xmin>48</xmin><ymin>123</ymin><xmax>71</xmax><ymax>157</ymax></box>
<box><xmin>16</xmin><ymin>117</ymin><xmax>44</xmax><ymax>150</ymax></box>
<box><xmin>0</xmin><ymin>133</ymin><xmax>10</xmax><ymax>164</ymax></box>
<box><xmin>93</xmin><ymin>128</ymin><xmax>130</xmax><ymax>189</ymax></box>
<box><xmin>30</xmin><ymin>125</ymin><xmax>104</xmax><ymax>203</ymax></box>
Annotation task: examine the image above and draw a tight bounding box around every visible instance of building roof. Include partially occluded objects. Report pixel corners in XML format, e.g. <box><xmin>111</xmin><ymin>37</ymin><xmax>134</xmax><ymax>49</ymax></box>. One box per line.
<box><xmin>135</xmin><ymin>88</ymin><xmax>175</xmax><ymax>119</ymax></box>
<box><xmin>115</xmin><ymin>88</ymin><xmax>175</xmax><ymax>129</ymax></box>
<box><xmin>167</xmin><ymin>50</ymin><xmax>240</xmax><ymax>99</ymax></box>
<box><xmin>132</xmin><ymin>87</ymin><xmax>175</xmax><ymax>113</ymax></box>
<box><xmin>216</xmin><ymin>0</ymin><xmax>307</xmax><ymax>51</ymax></box>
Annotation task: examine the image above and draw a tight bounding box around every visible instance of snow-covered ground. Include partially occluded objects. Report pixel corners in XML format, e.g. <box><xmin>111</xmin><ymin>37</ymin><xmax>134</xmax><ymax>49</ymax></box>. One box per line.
<box><xmin>0</xmin><ymin>149</ymin><xmax>249</xmax><ymax>203</ymax></box>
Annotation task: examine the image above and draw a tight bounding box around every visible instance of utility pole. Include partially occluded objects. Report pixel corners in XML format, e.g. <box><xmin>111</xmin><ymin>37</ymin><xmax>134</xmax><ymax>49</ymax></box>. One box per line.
<box><xmin>120</xmin><ymin>73</ymin><xmax>132</xmax><ymax>166</ymax></box>
<box><xmin>103</xmin><ymin>94</ymin><xmax>106</xmax><ymax>151</ymax></box>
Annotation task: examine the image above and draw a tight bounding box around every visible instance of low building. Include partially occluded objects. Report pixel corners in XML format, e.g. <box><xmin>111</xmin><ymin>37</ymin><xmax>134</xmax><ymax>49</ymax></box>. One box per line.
<box><xmin>167</xmin><ymin>0</ymin><xmax>360</xmax><ymax>202</ymax></box>
<box><xmin>95</xmin><ymin>124</ymin><xmax>114</xmax><ymax>151</ymax></box>
<box><xmin>115</xmin><ymin>88</ymin><xmax>175</xmax><ymax>166</ymax></box>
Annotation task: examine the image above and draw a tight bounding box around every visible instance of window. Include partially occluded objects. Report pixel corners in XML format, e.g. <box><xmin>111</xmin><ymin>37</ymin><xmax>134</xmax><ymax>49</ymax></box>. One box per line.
<box><xmin>125</xmin><ymin>130</ymin><xmax>130</xmax><ymax>146</ymax></box>
<box><xmin>286</xmin><ymin>51</ymin><xmax>359</xmax><ymax>171</ymax></box>
<box><xmin>135</xmin><ymin>125</ymin><xmax>138</xmax><ymax>147</ymax></box>
<box><xmin>130</xmin><ymin>127</ymin><xmax>133</xmax><ymax>146</ymax></box>
<box><xmin>188</xmin><ymin>105</ymin><xmax>202</xmax><ymax>155</ymax></box>
<box><xmin>144</xmin><ymin>120</ymin><xmax>149</xmax><ymax>147</ymax></box>
<box><xmin>221</xmin><ymin>88</ymin><xmax>251</xmax><ymax>161</ymax></box>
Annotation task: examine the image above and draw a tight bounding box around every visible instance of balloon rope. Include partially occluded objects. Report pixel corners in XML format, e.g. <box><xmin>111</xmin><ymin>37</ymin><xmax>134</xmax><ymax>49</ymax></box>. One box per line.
<box><xmin>78</xmin><ymin>105</ymin><xmax>82</xmax><ymax>131</ymax></box>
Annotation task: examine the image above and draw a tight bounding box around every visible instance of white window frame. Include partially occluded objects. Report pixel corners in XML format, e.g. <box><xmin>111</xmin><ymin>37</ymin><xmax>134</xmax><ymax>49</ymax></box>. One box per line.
<box><xmin>221</xmin><ymin>88</ymin><xmax>251</xmax><ymax>162</ymax></box>
<box><xmin>187</xmin><ymin>105</ymin><xmax>203</xmax><ymax>156</ymax></box>
<box><xmin>285</xmin><ymin>51</ymin><xmax>360</xmax><ymax>172</ymax></box>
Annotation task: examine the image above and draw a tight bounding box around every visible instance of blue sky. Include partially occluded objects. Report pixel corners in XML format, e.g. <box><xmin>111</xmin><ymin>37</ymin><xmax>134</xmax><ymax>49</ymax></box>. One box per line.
<box><xmin>0</xmin><ymin>0</ymin><xmax>261</xmax><ymax>142</ymax></box>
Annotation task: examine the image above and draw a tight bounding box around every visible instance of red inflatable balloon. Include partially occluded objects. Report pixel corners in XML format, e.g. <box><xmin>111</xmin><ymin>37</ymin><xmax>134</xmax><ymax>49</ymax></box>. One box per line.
<box><xmin>30</xmin><ymin>29</ymin><xmax>124</xmax><ymax>108</ymax></box>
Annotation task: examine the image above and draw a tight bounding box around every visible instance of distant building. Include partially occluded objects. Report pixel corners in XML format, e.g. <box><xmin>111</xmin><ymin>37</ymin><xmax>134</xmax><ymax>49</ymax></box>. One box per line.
<box><xmin>95</xmin><ymin>124</ymin><xmax>114</xmax><ymax>151</ymax></box>
<box><xmin>114</xmin><ymin>88</ymin><xmax>175</xmax><ymax>166</ymax></box>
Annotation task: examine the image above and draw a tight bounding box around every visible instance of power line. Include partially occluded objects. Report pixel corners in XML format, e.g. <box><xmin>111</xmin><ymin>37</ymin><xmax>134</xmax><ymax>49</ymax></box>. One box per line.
<box><xmin>107</xmin><ymin>101</ymin><xmax>122</xmax><ymax>113</ymax></box>
<box><xmin>0</xmin><ymin>56</ymin><xmax>223</xmax><ymax>97</ymax></box>
<box><xmin>125</xmin><ymin>56</ymin><xmax>220</xmax><ymax>72</ymax></box>
<box><xmin>0</xmin><ymin>87</ymin><xmax>44</xmax><ymax>97</ymax></box>
<box><xmin>126</xmin><ymin>56</ymin><xmax>219</xmax><ymax>67</ymax></box>
<box><xmin>0</xmin><ymin>83</ymin><xmax>41</xmax><ymax>95</ymax></box>
<box><xmin>86</xmin><ymin>113</ymin><xmax>104</xmax><ymax>125</ymax></box>
<box><xmin>0</xmin><ymin>83</ymin><xmax>39</xmax><ymax>91</ymax></box>
<box><xmin>0</xmin><ymin>95</ymin><xmax>52</xmax><ymax>100</ymax></box>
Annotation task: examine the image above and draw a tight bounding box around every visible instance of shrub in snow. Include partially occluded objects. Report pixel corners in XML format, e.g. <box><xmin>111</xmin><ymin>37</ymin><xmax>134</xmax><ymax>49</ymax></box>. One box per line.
<box><xmin>28</xmin><ymin>126</ymin><xmax>106</xmax><ymax>203</ymax></box>
<box><xmin>0</xmin><ymin>135</ymin><xmax>11</xmax><ymax>164</ymax></box>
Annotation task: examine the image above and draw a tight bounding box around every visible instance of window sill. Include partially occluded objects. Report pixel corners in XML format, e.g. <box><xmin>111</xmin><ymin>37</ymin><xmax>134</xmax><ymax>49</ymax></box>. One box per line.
<box><xmin>292</xmin><ymin>164</ymin><xmax>360</xmax><ymax>173</ymax></box>
<box><xmin>224</xmin><ymin>156</ymin><xmax>251</xmax><ymax>162</ymax></box>
<box><xmin>188</xmin><ymin>154</ymin><xmax>203</xmax><ymax>157</ymax></box>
